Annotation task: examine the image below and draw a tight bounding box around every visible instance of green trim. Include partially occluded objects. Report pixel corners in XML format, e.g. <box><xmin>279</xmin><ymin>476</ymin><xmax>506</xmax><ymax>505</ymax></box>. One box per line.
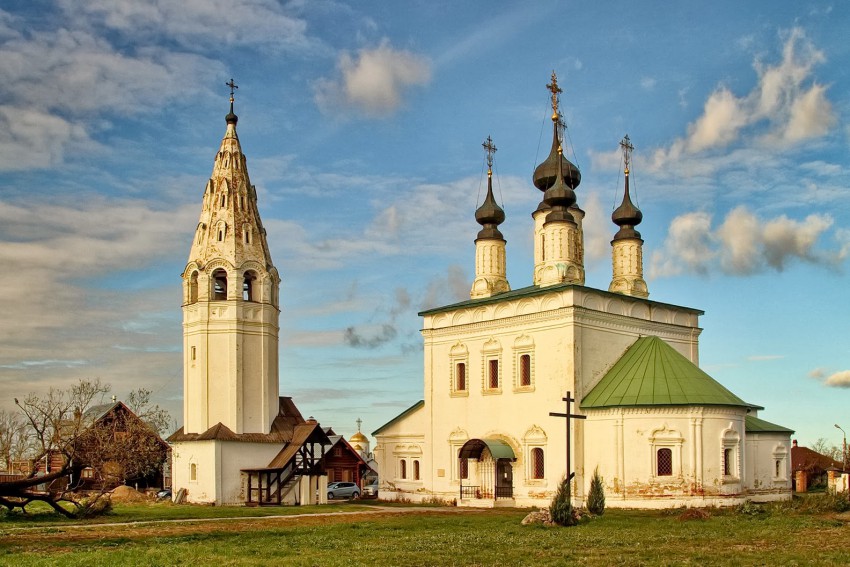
<box><xmin>746</xmin><ymin>415</ymin><xmax>794</xmax><ymax>434</ymax></box>
<box><xmin>372</xmin><ymin>400</ymin><xmax>424</xmax><ymax>436</ymax></box>
<box><xmin>418</xmin><ymin>282</ymin><xmax>704</xmax><ymax>317</ymax></box>
<box><xmin>582</xmin><ymin>336</ymin><xmax>750</xmax><ymax>409</ymax></box>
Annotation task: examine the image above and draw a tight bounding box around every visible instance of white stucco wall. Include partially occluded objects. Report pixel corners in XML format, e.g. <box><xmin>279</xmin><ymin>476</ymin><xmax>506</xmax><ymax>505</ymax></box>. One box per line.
<box><xmin>172</xmin><ymin>440</ymin><xmax>283</xmax><ymax>505</ymax></box>
<box><xmin>744</xmin><ymin>431</ymin><xmax>792</xmax><ymax>501</ymax></box>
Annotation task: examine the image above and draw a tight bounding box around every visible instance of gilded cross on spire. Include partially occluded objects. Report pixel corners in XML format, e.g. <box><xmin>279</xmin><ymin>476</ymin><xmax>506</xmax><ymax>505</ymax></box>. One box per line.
<box><xmin>226</xmin><ymin>78</ymin><xmax>239</xmax><ymax>102</ymax></box>
<box><xmin>482</xmin><ymin>135</ymin><xmax>497</xmax><ymax>176</ymax></box>
<box><xmin>546</xmin><ymin>71</ymin><xmax>562</xmax><ymax>120</ymax></box>
<box><xmin>226</xmin><ymin>78</ymin><xmax>239</xmax><ymax>115</ymax></box>
<box><xmin>620</xmin><ymin>134</ymin><xmax>634</xmax><ymax>174</ymax></box>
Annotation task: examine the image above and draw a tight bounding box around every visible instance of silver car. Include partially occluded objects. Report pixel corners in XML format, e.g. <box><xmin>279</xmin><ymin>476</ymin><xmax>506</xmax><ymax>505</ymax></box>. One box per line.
<box><xmin>327</xmin><ymin>481</ymin><xmax>360</xmax><ymax>499</ymax></box>
<box><xmin>363</xmin><ymin>481</ymin><xmax>378</xmax><ymax>498</ymax></box>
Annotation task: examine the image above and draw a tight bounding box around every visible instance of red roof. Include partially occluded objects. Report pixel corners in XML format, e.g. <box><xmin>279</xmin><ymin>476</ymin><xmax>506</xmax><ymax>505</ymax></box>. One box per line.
<box><xmin>791</xmin><ymin>444</ymin><xmax>844</xmax><ymax>473</ymax></box>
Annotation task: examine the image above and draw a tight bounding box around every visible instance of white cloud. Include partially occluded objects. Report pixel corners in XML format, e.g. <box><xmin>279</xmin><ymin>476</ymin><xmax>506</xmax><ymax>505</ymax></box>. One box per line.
<box><xmin>810</xmin><ymin>368</ymin><xmax>850</xmax><ymax>389</ymax></box>
<box><xmin>651</xmin><ymin>206</ymin><xmax>841</xmax><ymax>278</ymax></box>
<box><xmin>824</xmin><ymin>371</ymin><xmax>850</xmax><ymax>388</ymax></box>
<box><xmin>57</xmin><ymin>0</ymin><xmax>313</xmax><ymax>51</ymax></box>
<box><xmin>651</xmin><ymin>28</ymin><xmax>835</xmax><ymax>170</ymax></box>
<box><xmin>314</xmin><ymin>40</ymin><xmax>432</xmax><ymax>117</ymax></box>
<box><xmin>650</xmin><ymin>211</ymin><xmax>715</xmax><ymax>277</ymax></box>
<box><xmin>640</xmin><ymin>77</ymin><xmax>656</xmax><ymax>90</ymax></box>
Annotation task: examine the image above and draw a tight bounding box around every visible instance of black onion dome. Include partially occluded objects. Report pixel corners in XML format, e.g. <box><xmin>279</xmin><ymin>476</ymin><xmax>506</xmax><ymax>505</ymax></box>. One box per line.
<box><xmin>226</xmin><ymin>109</ymin><xmax>238</xmax><ymax>125</ymax></box>
<box><xmin>533</xmin><ymin>122</ymin><xmax>581</xmax><ymax>191</ymax></box>
<box><xmin>612</xmin><ymin>173</ymin><xmax>643</xmax><ymax>241</ymax></box>
<box><xmin>543</xmin><ymin>147</ymin><xmax>576</xmax><ymax>225</ymax></box>
<box><xmin>476</xmin><ymin>174</ymin><xmax>505</xmax><ymax>240</ymax></box>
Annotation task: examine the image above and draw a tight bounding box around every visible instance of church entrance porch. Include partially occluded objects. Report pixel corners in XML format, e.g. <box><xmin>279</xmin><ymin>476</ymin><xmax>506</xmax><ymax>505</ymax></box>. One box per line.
<box><xmin>458</xmin><ymin>438</ymin><xmax>516</xmax><ymax>506</ymax></box>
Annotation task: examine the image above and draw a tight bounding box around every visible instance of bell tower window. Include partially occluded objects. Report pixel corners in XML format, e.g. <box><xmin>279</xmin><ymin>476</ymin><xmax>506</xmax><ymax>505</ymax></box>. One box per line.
<box><xmin>212</xmin><ymin>269</ymin><xmax>228</xmax><ymax>300</ymax></box>
<box><xmin>188</xmin><ymin>271</ymin><xmax>199</xmax><ymax>304</ymax></box>
<box><xmin>242</xmin><ymin>272</ymin><xmax>257</xmax><ymax>302</ymax></box>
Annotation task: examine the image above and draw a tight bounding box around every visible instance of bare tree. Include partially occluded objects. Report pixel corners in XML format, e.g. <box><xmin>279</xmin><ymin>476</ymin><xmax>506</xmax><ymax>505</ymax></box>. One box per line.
<box><xmin>0</xmin><ymin>409</ymin><xmax>28</xmax><ymax>471</ymax></box>
<box><xmin>125</xmin><ymin>388</ymin><xmax>171</xmax><ymax>436</ymax></box>
<box><xmin>0</xmin><ymin>379</ymin><xmax>169</xmax><ymax>517</ymax></box>
<box><xmin>810</xmin><ymin>438</ymin><xmax>842</xmax><ymax>462</ymax></box>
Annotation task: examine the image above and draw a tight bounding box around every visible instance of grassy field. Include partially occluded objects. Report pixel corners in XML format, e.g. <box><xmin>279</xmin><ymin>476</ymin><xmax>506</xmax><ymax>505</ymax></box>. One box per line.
<box><xmin>1</xmin><ymin>497</ymin><xmax>848</xmax><ymax>566</ymax></box>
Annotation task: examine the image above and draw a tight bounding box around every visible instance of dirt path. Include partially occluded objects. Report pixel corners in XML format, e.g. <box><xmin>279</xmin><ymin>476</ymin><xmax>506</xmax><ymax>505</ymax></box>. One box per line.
<box><xmin>1</xmin><ymin>505</ymin><xmax>485</xmax><ymax>533</ymax></box>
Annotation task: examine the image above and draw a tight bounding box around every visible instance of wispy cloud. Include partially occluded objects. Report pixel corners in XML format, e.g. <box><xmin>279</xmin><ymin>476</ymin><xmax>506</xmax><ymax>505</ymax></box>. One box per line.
<box><xmin>314</xmin><ymin>40</ymin><xmax>431</xmax><ymax>118</ymax></box>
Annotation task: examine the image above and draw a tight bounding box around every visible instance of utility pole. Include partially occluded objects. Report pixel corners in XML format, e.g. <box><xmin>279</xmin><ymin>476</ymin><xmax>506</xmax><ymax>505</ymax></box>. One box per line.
<box><xmin>836</xmin><ymin>424</ymin><xmax>848</xmax><ymax>500</ymax></box>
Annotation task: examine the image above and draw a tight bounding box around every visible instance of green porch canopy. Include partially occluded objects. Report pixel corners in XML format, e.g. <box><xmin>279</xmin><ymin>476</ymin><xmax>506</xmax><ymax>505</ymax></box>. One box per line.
<box><xmin>458</xmin><ymin>438</ymin><xmax>516</xmax><ymax>461</ymax></box>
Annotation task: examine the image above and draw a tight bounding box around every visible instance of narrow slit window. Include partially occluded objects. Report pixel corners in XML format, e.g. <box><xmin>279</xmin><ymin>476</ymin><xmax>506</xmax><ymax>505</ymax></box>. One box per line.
<box><xmin>400</xmin><ymin>460</ymin><xmax>407</xmax><ymax>480</ymax></box>
<box><xmin>456</xmin><ymin>362</ymin><xmax>466</xmax><ymax>391</ymax></box>
<box><xmin>488</xmin><ymin>359</ymin><xmax>499</xmax><ymax>389</ymax></box>
<box><xmin>723</xmin><ymin>448</ymin><xmax>732</xmax><ymax>476</ymax></box>
<box><xmin>413</xmin><ymin>460</ymin><xmax>420</xmax><ymax>481</ymax></box>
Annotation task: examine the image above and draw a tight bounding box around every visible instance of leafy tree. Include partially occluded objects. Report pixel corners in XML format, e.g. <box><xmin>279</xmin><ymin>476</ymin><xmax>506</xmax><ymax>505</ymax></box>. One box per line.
<box><xmin>0</xmin><ymin>379</ymin><xmax>169</xmax><ymax>517</ymax></box>
<box><xmin>549</xmin><ymin>475</ymin><xmax>577</xmax><ymax>527</ymax></box>
<box><xmin>587</xmin><ymin>467</ymin><xmax>605</xmax><ymax>515</ymax></box>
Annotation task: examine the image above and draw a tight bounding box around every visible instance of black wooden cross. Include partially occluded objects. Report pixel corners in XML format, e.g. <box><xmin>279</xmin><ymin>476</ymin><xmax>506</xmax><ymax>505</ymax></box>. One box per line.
<box><xmin>549</xmin><ymin>390</ymin><xmax>586</xmax><ymax>482</ymax></box>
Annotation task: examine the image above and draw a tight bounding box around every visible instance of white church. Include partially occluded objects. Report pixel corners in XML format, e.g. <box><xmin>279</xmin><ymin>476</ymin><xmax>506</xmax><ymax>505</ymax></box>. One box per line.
<box><xmin>373</xmin><ymin>73</ymin><xmax>794</xmax><ymax>508</ymax></box>
<box><xmin>168</xmin><ymin>86</ymin><xmax>332</xmax><ymax>505</ymax></box>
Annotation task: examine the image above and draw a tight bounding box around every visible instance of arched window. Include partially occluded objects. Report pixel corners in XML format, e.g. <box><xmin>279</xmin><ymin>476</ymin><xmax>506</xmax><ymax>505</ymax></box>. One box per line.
<box><xmin>400</xmin><ymin>460</ymin><xmax>407</xmax><ymax>479</ymax></box>
<box><xmin>456</xmin><ymin>362</ymin><xmax>466</xmax><ymax>391</ymax></box>
<box><xmin>519</xmin><ymin>354</ymin><xmax>531</xmax><ymax>387</ymax></box>
<box><xmin>413</xmin><ymin>460</ymin><xmax>420</xmax><ymax>480</ymax></box>
<box><xmin>188</xmin><ymin>271</ymin><xmax>199</xmax><ymax>304</ymax></box>
<box><xmin>242</xmin><ymin>272</ymin><xmax>256</xmax><ymax>301</ymax></box>
<box><xmin>531</xmin><ymin>448</ymin><xmax>545</xmax><ymax>479</ymax></box>
<box><xmin>657</xmin><ymin>448</ymin><xmax>673</xmax><ymax>476</ymax></box>
<box><xmin>212</xmin><ymin>269</ymin><xmax>228</xmax><ymax>300</ymax></box>
<box><xmin>220</xmin><ymin>193</ymin><xmax>227</xmax><ymax>208</ymax></box>
<box><xmin>190</xmin><ymin>463</ymin><xmax>197</xmax><ymax>481</ymax></box>
<box><xmin>217</xmin><ymin>222</ymin><xmax>227</xmax><ymax>242</ymax></box>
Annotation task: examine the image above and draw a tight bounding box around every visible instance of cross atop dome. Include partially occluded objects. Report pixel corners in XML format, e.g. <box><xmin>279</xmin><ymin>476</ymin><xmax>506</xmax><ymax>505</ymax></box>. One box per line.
<box><xmin>546</xmin><ymin>71</ymin><xmax>562</xmax><ymax>121</ymax></box>
<box><xmin>620</xmin><ymin>134</ymin><xmax>634</xmax><ymax>174</ymax></box>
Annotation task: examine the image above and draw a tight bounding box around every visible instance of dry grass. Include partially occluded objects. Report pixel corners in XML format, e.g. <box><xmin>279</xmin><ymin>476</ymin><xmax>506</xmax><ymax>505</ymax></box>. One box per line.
<box><xmin>1</xmin><ymin>497</ymin><xmax>849</xmax><ymax>566</ymax></box>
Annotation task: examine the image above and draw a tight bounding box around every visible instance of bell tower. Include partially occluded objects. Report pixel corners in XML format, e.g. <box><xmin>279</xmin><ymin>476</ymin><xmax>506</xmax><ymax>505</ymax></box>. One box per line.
<box><xmin>181</xmin><ymin>80</ymin><xmax>281</xmax><ymax>435</ymax></box>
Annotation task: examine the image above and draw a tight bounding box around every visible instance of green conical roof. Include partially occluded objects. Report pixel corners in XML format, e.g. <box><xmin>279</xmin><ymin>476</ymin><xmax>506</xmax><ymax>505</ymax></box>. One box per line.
<box><xmin>582</xmin><ymin>336</ymin><xmax>749</xmax><ymax>409</ymax></box>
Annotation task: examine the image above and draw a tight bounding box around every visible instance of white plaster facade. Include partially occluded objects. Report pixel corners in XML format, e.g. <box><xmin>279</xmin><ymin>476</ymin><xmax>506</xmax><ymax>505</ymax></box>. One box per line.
<box><xmin>374</xmin><ymin>81</ymin><xmax>792</xmax><ymax>509</ymax></box>
<box><xmin>170</xmin><ymin>101</ymin><xmax>327</xmax><ymax>506</ymax></box>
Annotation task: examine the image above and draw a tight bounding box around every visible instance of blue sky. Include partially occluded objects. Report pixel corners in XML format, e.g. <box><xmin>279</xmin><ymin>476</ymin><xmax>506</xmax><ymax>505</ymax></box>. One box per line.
<box><xmin>1</xmin><ymin>1</ymin><xmax>848</xmax><ymax>448</ymax></box>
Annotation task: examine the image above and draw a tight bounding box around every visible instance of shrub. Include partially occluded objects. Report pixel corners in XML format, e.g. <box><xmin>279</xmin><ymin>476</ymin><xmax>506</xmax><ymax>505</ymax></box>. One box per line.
<box><xmin>587</xmin><ymin>467</ymin><xmax>605</xmax><ymax>516</ymax></box>
<box><xmin>736</xmin><ymin>500</ymin><xmax>766</xmax><ymax>517</ymax></box>
<box><xmin>550</xmin><ymin>476</ymin><xmax>578</xmax><ymax>527</ymax></box>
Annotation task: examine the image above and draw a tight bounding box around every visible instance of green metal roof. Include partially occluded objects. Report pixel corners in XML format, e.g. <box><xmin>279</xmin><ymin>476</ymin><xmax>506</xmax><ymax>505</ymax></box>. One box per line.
<box><xmin>582</xmin><ymin>336</ymin><xmax>750</xmax><ymax>409</ymax></box>
<box><xmin>418</xmin><ymin>282</ymin><xmax>703</xmax><ymax>317</ymax></box>
<box><xmin>371</xmin><ymin>400</ymin><xmax>424</xmax><ymax>436</ymax></box>
<box><xmin>745</xmin><ymin>415</ymin><xmax>794</xmax><ymax>434</ymax></box>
